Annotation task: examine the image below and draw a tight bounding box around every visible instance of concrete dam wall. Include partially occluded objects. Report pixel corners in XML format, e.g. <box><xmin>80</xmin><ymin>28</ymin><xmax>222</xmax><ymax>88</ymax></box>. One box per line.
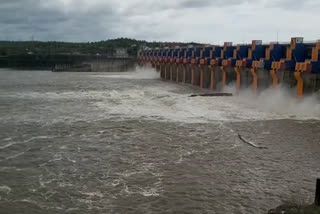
<box><xmin>53</xmin><ymin>58</ymin><xmax>135</xmax><ymax>72</ymax></box>
<box><xmin>139</xmin><ymin>37</ymin><xmax>320</xmax><ymax>97</ymax></box>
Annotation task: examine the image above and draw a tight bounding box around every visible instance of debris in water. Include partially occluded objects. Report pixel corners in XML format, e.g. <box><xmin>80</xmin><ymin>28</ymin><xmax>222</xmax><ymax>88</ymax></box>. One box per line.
<box><xmin>189</xmin><ymin>93</ymin><xmax>233</xmax><ymax>97</ymax></box>
<box><xmin>238</xmin><ymin>134</ymin><xmax>268</xmax><ymax>149</ymax></box>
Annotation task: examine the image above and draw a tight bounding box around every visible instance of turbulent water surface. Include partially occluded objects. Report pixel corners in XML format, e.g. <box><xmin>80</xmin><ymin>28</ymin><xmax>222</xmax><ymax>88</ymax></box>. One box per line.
<box><xmin>0</xmin><ymin>67</ymin><xmax>319</xmax><ymax>214</ymax></box>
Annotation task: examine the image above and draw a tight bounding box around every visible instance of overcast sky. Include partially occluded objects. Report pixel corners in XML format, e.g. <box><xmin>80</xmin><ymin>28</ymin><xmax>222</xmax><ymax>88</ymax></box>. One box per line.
<box><xmin>1</xmin><ymin>0</ymin><xmax>319</xmax><ymax>44</ymax></box>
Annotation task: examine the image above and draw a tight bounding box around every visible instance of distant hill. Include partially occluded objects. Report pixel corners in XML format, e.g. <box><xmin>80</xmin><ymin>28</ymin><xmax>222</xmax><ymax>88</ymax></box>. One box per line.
<box><xmin>0</xmin><ymin>38</ymin><xmax>203</xmax><ymax>57</ymax></box>
<box><xmin>0</xmin><ymin>38</ymin><xmax>203</xmax><ymax>68</ymax></box>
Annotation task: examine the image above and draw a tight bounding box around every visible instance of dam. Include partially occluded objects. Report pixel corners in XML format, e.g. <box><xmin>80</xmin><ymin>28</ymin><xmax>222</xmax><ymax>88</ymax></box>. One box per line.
<box><xmin>138</xmin><ymin>37</ymin><xmax>320</xmax><ymax>98</ymax></box>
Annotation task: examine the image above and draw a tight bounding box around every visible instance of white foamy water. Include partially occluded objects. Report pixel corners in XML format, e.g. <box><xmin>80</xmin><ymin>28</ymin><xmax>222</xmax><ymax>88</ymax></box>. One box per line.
<box><xmin>1</xmin><ymin>67</ymin><xmax>319</xmax><ymax>124</ymax></box>
<box><xmin>92</xmin><ymin>68</ymin><xmax>320</xmax><ymax>123</ymax></box>
<box><xmin>0</xmin><ymin>186</ymin><xmax>11</xmax><ymax>194</ymax></box>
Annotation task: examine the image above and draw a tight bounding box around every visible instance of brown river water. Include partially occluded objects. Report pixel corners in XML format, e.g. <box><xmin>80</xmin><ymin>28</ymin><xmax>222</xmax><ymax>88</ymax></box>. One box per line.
<box><xmin>0</xmin><ymin>67</ymin><xmax>319</xmax><ymax>214</ymax></box>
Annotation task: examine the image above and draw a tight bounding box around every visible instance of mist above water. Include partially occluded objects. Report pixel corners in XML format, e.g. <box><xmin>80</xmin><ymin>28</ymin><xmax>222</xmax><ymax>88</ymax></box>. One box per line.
<box><xmin>95</xmin><ymin>64</ymin><xmax>160</xmax><ymax>80</ymax></box>
<box><xmin>97</xmin><ymin>66</ymin><xmax>320</xmax><ymax>122</ymax></box>
<box><xmin>222</xmin><ymin>83</ymin><xmax>320</xmax><ymax>119</ymax></box>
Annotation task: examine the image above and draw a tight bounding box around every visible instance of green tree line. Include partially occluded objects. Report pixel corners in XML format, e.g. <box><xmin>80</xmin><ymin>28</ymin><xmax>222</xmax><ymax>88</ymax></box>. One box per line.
<box><xmin>0</xmin><ymin>38</ymin><xmax>202</xmax><ymax>68</ymax></box>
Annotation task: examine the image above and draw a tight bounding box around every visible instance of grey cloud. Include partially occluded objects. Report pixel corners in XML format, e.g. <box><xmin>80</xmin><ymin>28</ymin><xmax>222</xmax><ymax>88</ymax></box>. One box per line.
<box><xmin>178</xmin><ymin>0</ymin><xmax>254</xmax><ymax>8</ymax></box>
<box><xmin>266</xmin><ymin>0</ymin><xmax>317</xmax><ymax>10</ymax></box>
<box><xmin>0</xmin><ymin>0</ymin><xmax>69</xmax><ymax>25</ymax></box>
<box><xmin>120</xmin><ymin>0</ymin><xmax>256</xmax><ymax>16</ymax></box>
<box><xmin>0</xmin><ymin>0</ymin><xmax>319</xmax><ymax>42</ymax></box>
<box><xmin>0</xmin><ymin>0</ymin><xmax>121</xmax><ymax>41</ymax></box>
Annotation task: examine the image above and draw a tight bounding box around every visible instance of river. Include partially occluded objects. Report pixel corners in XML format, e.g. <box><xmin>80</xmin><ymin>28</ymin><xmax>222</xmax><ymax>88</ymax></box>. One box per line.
<box><xmin>0</xmin><ymin>67</ymin><xmax>319</xmax><ymax>214</ymax></box>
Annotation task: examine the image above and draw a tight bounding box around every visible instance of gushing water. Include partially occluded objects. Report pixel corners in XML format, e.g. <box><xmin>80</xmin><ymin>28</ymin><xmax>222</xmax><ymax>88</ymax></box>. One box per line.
<box><xmin>0</xmin><ymin>67</ymin><xmax>319</xmax><ymax>214</ymax></box>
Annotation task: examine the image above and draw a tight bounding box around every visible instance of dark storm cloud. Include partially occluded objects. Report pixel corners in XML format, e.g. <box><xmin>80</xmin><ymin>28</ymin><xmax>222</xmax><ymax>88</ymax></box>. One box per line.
<box><xmin>0</xmin><ymin>0</ymin><xmax>121</xmax><ymax>41</ymax></box>
<box><xmin>0</xmin><ymin>0</ymin><xmax>65</xmax><ymax>24</ymax></box>
<box><xmin>0</xmin><ymin>0</ymin><xmax>67</xmax><ymax>40</ymax></box>
<box><xmin>0</xmin><ymin>0</ymin><xmax>319</xmax><ymax>42</ymax></box>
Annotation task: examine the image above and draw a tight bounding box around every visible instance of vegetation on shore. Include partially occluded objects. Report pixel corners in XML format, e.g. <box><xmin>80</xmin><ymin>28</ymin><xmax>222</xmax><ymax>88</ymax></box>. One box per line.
<box><xmin>0</xmin><ymin>38</ymin><xmax>202</xmax><ymax>68</ymax></box>
<box><xmin>0</xmin><ymin>38</ymin><xmax>202</xmax><ymax>57</ymax></box>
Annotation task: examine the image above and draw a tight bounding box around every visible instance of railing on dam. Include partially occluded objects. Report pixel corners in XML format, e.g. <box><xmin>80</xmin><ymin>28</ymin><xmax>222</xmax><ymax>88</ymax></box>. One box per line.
<box><xmin>138</xmin><ymin>37</ymin><xmax>320</xmax><ymax>98</ymax></box>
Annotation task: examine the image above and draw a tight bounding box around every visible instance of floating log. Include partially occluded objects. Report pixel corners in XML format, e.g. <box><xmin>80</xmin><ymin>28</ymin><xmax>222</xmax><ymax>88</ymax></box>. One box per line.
<box><xmin>238</xmin><ymin>134</ymin><xmax>268</xmax><ymax>149</ymax></box>
<box><xmin>189</xmin><ymin>93</ymin><xmax>232</xmax><ymax>97</ymax></box>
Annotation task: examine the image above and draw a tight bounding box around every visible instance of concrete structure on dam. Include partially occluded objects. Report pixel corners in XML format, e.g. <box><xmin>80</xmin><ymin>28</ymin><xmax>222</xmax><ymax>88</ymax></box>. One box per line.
<box><xmin>138</xmin><ymin>37</ymin><xmax>320</xmax><ymax>98</ymax></box>
<box><xmin>52</xmin><ymin>57</ymin><xmax>135</xmax><ymax>72</ymax></box>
